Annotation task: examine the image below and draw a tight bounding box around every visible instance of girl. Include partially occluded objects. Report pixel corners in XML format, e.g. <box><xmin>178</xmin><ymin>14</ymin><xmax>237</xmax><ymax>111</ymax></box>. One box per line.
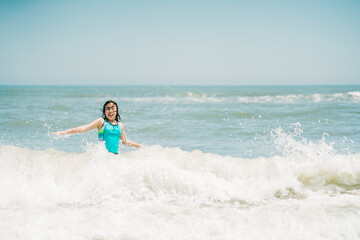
<box><xmin>53</xmin><ymin>100</ymin><xmax>143</xmax><ymax>154</ymax></box>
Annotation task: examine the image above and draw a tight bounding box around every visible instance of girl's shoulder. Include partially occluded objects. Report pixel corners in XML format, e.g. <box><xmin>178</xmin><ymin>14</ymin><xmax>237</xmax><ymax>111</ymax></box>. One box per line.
<box><xmin>97</xmin><ymin>117</ymin><xmax>105</xmax><ymax>123</ymax></box>
<box><xmin>95</xmin><ymin>118</ymin><xmax>105</xmax><ymax>127</ymax></box>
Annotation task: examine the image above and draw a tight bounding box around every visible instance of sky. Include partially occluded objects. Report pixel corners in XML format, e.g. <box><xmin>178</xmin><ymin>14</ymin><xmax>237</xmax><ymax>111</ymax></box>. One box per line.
<box><xmin>0</xmin><ymin>0</ymin><xmax>359</xmax><ymax>85</ymax></box>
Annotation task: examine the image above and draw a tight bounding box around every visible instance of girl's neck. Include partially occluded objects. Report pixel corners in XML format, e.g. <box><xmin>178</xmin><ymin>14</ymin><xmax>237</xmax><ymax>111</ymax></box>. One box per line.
<box><xmin>107</xmin><ymin>119</ymin><xmax>117</xmax><ymax>124</ymax></box>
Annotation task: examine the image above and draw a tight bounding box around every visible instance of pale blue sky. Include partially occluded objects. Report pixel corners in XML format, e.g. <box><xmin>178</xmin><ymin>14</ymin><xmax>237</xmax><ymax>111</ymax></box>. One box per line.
<box><xmin>0</xmin><ymin>0</ymin><xmax>359</xmax><ymax>85</ymax></box>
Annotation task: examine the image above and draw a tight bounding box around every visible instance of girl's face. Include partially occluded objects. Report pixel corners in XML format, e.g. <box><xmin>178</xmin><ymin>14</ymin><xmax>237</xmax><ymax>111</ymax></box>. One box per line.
<box><xmin>104</xmin><ymin>102</ymin><xmax>117</xmax><ymax>121</ymax></box>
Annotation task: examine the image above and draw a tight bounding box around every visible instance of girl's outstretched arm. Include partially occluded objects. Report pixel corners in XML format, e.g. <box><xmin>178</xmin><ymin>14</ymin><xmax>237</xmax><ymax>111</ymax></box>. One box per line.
<box><xmin>120</xmin><ymin>123</ymin><xmax>144</xmax><ymax>148</ymax></box>
<box><xmin>53</xmin><ymin>118</ymin><xmax>103</xmax><ymax>135</ymax></box>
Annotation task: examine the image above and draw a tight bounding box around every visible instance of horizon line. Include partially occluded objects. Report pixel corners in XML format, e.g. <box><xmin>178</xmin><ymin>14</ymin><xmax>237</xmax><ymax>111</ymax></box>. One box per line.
<box><xmin>1</xmin><ymin>84</ymin><xmax>360</xmax><ymax>87</ymax></box>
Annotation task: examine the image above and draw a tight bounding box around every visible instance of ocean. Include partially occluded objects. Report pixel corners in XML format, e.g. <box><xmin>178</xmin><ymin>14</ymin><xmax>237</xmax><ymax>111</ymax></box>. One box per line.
<box><xmin>0</xmin><ymin>85</ymin><xmax>359</xmax><ymax>239</ymax></box>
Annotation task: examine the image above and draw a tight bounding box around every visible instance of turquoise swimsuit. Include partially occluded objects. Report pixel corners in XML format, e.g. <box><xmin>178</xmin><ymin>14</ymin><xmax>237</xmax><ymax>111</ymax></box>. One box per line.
<box><xmin>98</xmin><ymin>119</ymin><xmax>121</xmax><ymax>154</ymax></box>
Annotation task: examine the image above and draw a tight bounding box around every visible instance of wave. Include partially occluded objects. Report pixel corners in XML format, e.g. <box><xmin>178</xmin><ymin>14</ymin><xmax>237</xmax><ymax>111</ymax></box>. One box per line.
<box><xmin>119</xmin><ymin>93</ymin><xmax>224</xmax><ymax>103</ymax></box>
<box><xmin>115</xmin><ymin>91</ymin><xmax>360</xmax><ymax>104</ymax></box>
<box><xmin>237</xmin><ymin>92</ymin><xmax>360</xmax><ymax>104</ymax></box>
<box><xmin>1</xmin><ymin>138</ymin><xmax>359</xmax><ymax>209</ymax></box>
<box><xmin>1</xmin><ymin>138</ymin><xmax>360</xmax><ymax>239</ymax></box>
<box><xmin>348</xmin><ymin>91</ymin><xmax>360</xmax><ymax>98</ymax></box>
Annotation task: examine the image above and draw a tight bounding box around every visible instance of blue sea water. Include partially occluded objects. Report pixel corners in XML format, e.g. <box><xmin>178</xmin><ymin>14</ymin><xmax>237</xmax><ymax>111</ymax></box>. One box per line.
<box><xmin>0</xmin><ymin>85</ymin><xmax>360</xmax><ymax>239</ymax></box>
<box><xmin>1</xmin><ymin>85</ymin><xmax>359</xmax><ymax>156</ymax></box>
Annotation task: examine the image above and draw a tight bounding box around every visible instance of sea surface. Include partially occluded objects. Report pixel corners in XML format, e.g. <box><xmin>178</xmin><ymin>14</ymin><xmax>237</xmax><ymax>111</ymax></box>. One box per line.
<box><xmin>0</xmin><ymin>85</ymin><xmax>360</xmax><ymax>239</ymax></box>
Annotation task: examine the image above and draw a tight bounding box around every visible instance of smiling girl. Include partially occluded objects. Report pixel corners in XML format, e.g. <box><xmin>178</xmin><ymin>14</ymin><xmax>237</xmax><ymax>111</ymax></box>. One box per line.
<box><xmin>53</xmin><ymin>100</ymin><xmax>143</xmax><ymax>154</ymax></box>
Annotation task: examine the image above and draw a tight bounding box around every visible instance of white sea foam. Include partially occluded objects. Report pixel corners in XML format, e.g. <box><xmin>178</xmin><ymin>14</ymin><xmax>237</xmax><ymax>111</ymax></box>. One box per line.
<box><xmin>347</xmin><ymin>91</ymin><xmax>360</xmax><ymax>103</ymax></box>
<box><xmin>120</xmin><ymin>96</ymin><xmax>178</xmax><ymax>103</ymax></box>
<box><xmin>348</xmin><ymin>91</ymin><xmax>360</xmax><ymax>97</ymax></box>
<box><xmin>100</xmin><ymin>91</ymin><xmax>360</xmax><ymax>105</ymax></box>
<box><xmin>236</xmin><ymin>92</ymin><xmax>359</xmax><ymax>103</ymax></box>
<box><xmin>117</xmin><ymin>91</ymin><xmax>225</xmax><ymax>104</ymax></box>
<box><xmin>0</xmin><ymin>136</ymin><xmax>359</xmax><ymax>239</ymax></box>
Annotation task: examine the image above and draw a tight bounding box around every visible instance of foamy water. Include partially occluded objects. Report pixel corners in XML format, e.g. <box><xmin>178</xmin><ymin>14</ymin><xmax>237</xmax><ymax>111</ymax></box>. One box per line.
<box><xmin>1</xmin><ymin>134</ymin><xmax>360</xmax><ymax>239</ymax></box>
<box><xmin>237</xmin><ymin>91</ymin><xmax>360</xmax><ymax>104</ymax></box>
<box><xmin>0</xmin><ymin>85</ymin><xmax>359</xmax><ymax>239</ymax></box>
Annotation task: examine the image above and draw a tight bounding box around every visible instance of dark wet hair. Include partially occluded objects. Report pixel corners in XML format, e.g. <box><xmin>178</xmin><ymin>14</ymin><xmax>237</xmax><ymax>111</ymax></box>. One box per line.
<box><xmin>102</xmin><ymin>100</ymin><xmax>121</xmax><ymax>122</ymax></box>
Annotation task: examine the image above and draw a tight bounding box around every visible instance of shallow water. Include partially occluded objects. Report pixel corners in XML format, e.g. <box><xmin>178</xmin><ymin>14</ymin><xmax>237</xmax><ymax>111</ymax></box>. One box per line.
<box><xmin>0</xmin><ymin>85</ymin><xmax>359</xmax><ymax>239</ymax></box>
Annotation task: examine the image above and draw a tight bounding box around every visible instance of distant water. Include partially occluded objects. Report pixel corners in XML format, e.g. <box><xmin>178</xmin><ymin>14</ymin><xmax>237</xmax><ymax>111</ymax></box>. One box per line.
<box><xmin>0</xmin><ymin>85</ymin><xmax>360</xmax><ymax>239</ymax></box>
